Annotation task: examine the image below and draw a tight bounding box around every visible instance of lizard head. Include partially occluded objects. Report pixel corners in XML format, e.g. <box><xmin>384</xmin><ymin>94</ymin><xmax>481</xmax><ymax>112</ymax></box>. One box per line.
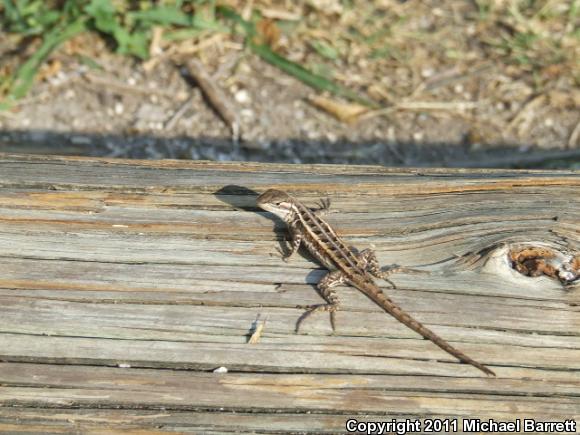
<box><xmin>256</xmin><ymin>189</ymin><xmax>295</xmax><ymax>220</ymax></box>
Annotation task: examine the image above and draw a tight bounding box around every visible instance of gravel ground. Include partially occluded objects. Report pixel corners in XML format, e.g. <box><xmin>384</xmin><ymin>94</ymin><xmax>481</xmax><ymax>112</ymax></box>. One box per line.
<box><xmin>1</xmin><ymin>1</ymin><xmax>578</xmax><ymax>168</ymax></box>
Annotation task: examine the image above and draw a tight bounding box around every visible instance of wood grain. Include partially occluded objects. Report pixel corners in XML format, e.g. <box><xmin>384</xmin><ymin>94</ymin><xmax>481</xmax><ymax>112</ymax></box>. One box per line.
<box><xmin>0</xmin><ymin>153</ymin><xmax>578</xmax><ymax>433</ymax></box>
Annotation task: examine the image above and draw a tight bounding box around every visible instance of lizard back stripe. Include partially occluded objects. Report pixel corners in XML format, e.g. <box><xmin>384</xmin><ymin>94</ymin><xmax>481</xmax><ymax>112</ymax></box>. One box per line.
<box><xmin>295</xmin><ymin>201</ymin><xmax>363</xmax><ymax>276</ymax></box>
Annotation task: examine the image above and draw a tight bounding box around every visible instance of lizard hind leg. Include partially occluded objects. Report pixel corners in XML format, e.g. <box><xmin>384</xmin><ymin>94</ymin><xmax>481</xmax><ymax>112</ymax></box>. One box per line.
<box><xmin>295</xmin><ymin>270</ymin><xmax>344</xmax><ymax>334</ymax></box>
<box><xmin>311</xmin><ymin>197</ymin><xmax>331</xmax><ymax>216</ymax></box>
<box><xmin>357</xmin><ymin>248</ymin><xmax>415</xmax><ymax>289</ymax></box>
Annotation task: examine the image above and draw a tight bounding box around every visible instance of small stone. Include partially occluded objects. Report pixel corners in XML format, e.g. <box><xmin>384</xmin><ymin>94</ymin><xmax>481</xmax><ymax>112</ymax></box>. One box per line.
<box><xmin>213</xmin><ymin>366</ymin><xmax>228</xmax><ymax>373</ymax></box>
<box><xmin>307</xmin><ymin>130</ymin><xmax>321</xmax><ymax>140</ymax></box>
<box><xmin>421</xmin><ymin>67</ymin><xmax>435</xmax><ymax>78</ymax></box>
<box><xmin>238</xmin><ymin>62</ymin><xmax>252</xmax><ymax>74</ymax></box>
<box><xmin>240</xmin><ymin>108</ymin><xmax>254</xmax><ymax>119</ymax></box>
<box><xmin>326</xmin><ymin>132</ymin><xmax>337</xmax><ymax>143</ymax></box>
<box><xmin>235</xmin><ymin>89</ymin><xmax>251</xmax><ymax>104</ymax></box>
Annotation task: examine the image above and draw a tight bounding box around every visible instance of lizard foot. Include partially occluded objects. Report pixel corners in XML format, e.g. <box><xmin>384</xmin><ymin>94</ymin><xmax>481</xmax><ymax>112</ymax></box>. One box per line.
<box><xmin>295</xmin><ymin>304</ymin><xmax>338</xmax><ymax>333</ymax></box>
<box><xmin>275</xmin><ymin>246</ymin><xmax>291</xmax><ymax>262</ymax></box>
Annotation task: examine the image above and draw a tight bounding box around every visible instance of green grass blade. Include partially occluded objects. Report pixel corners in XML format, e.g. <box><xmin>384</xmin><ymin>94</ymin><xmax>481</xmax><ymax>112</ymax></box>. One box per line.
<box><xmin>128</xmin><ymin>7</ymin><xmax>192</xmax><ymax>26</ymax></box>
<box><xmin>217</xmin><ymin>6</ymin><xmax>377</xmax><ymax>108</ymax></box>
<box><xmin>217</xmin><ymin>5</ymin><xmax>254</xmax><ymax>35</ymax></box>
<box><xmin>10</xmin><ymin>17</ymin><xmax>88</xmax><ymax>99</ymax></box>
<box><xmin>2</xmin><ymin>0</ymin><xmax>22</xmax><ymax>27</ymax></box>
<box><xmin>250</xmin><ymin>43</ymin><xmax>376</xmax><ymax>107</ymax></box>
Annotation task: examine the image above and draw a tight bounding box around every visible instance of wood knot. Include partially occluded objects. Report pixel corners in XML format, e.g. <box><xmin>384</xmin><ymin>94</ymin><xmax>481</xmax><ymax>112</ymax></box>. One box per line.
<box><xmin>508</xmin><ymin>246</ymin><xmax>579</xmax><ymax>285</ymax></box>
<box><xmin>461</xmin><ymin>242</ymin><xmax>580</xmax><ymax>289</ymax></box>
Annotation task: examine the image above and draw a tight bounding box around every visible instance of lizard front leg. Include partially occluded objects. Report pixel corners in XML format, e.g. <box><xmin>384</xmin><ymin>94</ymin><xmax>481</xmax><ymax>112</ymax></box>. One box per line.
<box><xmin>358</xmin><ymin>248</ymin><xmax>422</xmax><ymax>289</ymax></box>
<box><xmin>295</xmin><ymin>270</ymin><xmax>344</xmax><ymax>333</ymax></box>
<box><xmin>278</xmin><ymin>219</ymin><xmax>302</xmax><ymax>261</ymax></box>
<box><xmin>311</xmin><ymin>197</ymin><xmax>331</xmax><ymax>217</ymax></box>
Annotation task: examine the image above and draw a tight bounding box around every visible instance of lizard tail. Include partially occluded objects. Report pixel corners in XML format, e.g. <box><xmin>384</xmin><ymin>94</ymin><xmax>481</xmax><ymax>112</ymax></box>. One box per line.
<box><xmin>362</xmin><ymin>283</ymin><xmax>496</xmax><ymax>376</ymax></box>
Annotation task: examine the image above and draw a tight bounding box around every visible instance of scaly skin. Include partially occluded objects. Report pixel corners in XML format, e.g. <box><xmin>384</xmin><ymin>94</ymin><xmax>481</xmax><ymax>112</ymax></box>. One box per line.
<box><xmin>257</xmin><ymin>188</ymin><xmax>495</xmax><ymax>376</ymax></box>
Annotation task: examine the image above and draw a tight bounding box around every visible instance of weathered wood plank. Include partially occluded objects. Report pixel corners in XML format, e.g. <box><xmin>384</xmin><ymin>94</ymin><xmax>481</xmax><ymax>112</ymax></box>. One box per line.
<box><xmin>0</xmin><ymin>407</ymin><xmax>361</xmax><ymax>434</ymax></box>
<box><xmin>1</xmin><ymin>364</ymin><xmax>579</xmax><ymax>417</ymax></box>
<box><xmin>0</xmin><ymin>154</ymin><xmax>578</xmax><ymax>432</ymax></box>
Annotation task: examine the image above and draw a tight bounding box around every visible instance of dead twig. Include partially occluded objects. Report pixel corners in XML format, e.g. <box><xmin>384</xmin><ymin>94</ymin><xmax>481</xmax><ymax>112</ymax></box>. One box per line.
<box><xmin>360</xmin><ymin>100</ymin><xmax>479</xmax><ymax>122</ymax></box>
<box><xmin>567</xmin><ymin>119</ymin><xmax>580</xmax><ymax>149</ymax></box>
<box><xmin>164</xmin><ymin>95</ymin><xmax>194</xmax><ymax>131</ymax></box>
<box><xmin>396</xmin><ymin>101</ymin><xmax>479</xmax><ymax>111</ymax></box>
<box><xmin>261</xmin><ymin>8</ymin><xmax>302</xmax><ymax>21</ymax></box>
<box><xmin>143</xmin><ymin>33</ymin><xmax>226</xmax><ymax>72</ymax></box>
<box><xmin>242</xmin><ymin>0</ymin><xmax>254</xmax><ymax>21</ymax></box>
<box><xmin>411</xmin><ymin>63</ymin><xmax>494</xmax><ymax>97</ymax></box>
<box><xmin>213</xmin><ymin>52</ymin><xmax>245</xmax><ymax>82</ymax></box>
<box><xmin>506</xmin><ymin>94</ymin><xmax>546</xmax><ymax>137</ymax></box>
<box><xmin>149</xmin><ymin>27</ymin><xmax>164</xmax><ymax>59</ymax></box>
<box><xmin>182</xmin><ymin>59</ymin><xmax>240</xmax><ymax>142</ymax></box>
<box><xmin>9</xmin><ymin>69</ymin><xmax>85</xmax><ymax>107</ymax></box>
<box><xmin>83</xmin><ymin>71</ymin><xmax>188</xmax><ymax>101</ymax></box>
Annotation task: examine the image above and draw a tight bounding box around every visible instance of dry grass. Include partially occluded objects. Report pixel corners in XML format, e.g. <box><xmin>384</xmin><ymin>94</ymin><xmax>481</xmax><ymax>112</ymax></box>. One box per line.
<box><xmin>225</xmin><ymin>0</ymin><xmax>579</xmax><ymax>147</ymax></box>
<box><xmin>1</xmin><ymin>0</ymin><xmax>578</xmax><ymax>166</ymax></box>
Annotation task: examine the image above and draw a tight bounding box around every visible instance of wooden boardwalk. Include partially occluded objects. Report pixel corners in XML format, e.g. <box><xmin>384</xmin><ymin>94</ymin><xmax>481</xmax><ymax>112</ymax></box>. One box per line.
<box><xmin>0</xmin><ymin>153</ymin><xmax>578</xmax><ymax>433</ymax></box>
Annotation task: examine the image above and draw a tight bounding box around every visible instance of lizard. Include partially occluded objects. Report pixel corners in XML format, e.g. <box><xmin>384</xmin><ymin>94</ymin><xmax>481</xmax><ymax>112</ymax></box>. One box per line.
<box><xmin>257</xmin><ymin>188</ymin><xmax>496</xmax><ymax>376</ymax></box>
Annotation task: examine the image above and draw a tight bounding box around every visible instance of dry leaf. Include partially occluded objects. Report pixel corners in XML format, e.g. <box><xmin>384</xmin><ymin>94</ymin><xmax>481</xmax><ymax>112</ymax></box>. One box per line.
<box><xmin>255</xmin><ymin>19</ymin><xmax>281</xmax><ymax>50</ymax></box>
<box><xmin>541</xmin><ymin>64</ymin><xmax>565</xmax><ymax>80</ymax></box>
<box><xmin>307</xmin><ymin>0</ymin><xmax>343</xmax><ymax>14</ymax></box>
<box><xmin>248</xmin><ymin>315</ymin><xmax>268</xmax><ymax>344</ymax></box>
<box><xmin>37</xmin><ymin>59</ymin><xmax>62</xmax><ymax>82</ymax></box>
<box><xmin>548</xmin><ymin>90</ymin><xmax>580</xmax><ymax>109</ymax></box>
<box><xmin>309</xmin><ymin>95</ymin><xmax>369</xmax><ymax>123</ymax></box>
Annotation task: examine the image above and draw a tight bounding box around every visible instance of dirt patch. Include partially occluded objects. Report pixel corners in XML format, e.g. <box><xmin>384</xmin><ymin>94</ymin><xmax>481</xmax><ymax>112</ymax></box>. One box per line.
<box><xmin>1</xmin><ymin>1</ymin><xmax>578</xmax><ymax>167</ymax></box>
